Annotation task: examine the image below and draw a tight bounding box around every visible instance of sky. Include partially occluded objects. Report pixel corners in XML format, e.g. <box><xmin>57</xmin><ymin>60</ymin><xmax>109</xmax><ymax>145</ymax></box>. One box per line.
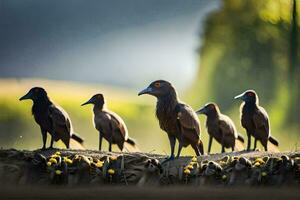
<box><xmin>0</xmin><ymin>0</ymin><xmax>220</xmax><ymax>90</ymax></box>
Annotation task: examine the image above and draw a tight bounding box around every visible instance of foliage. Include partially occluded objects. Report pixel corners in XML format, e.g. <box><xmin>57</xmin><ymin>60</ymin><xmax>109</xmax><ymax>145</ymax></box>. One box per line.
<box><xmin>188</xmin><ymin>0</ymin><xmax>300</xmax><ymax>150</ymax></box>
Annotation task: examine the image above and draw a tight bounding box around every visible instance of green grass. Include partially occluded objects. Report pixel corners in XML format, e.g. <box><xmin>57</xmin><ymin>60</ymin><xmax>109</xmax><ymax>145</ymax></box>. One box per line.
<box><xmin>0</xmin><ymin>79</ymin><xmax>182</xmax><ymax>154</ymax></box>
<box><xmin>0</xmin><ymin>78</ymin><xmax>297</xmax><ymax>154</ymax></box>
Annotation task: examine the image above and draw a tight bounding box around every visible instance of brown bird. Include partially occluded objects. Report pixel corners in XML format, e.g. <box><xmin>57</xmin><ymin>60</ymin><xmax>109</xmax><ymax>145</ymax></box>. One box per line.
<box><xmin>234</xmin><ymin>90</ymin><xmax>279</xmax><ymax>151</ymax></box>
<box><xmin>196</xmin><ymin>103</ymin><xmax>244</xmax><ymax>153</ymax></box>
<box><xmin>19</xmin><ymin>87</ymin><xmax>84</xmax><ymax>150</ymax></box>
<box><xmin>81</xmin><ymin>93</ymin><xmax>138</xmax><ymax>152</ymax></box>
<box><xmin>138</xmin><ymin>80</ymin><xmax>204</xmax><ymax>161</ymax></box>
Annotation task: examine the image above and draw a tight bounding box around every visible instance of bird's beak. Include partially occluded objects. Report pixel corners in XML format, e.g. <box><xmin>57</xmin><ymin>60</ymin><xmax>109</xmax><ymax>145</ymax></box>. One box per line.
<box><xmin>19</xmin><ymin>92</ymin><xmax>32</xmax><ymax>101</ymax></box>
<box><xmin>138</xmin><ymin>86</ymin><xmax>153</xmax><ymax>96</ymax></box>
<box><xmin>81</xmin><ymin>98</ymin><xmax>93</xmax><ymax>106</ymax></box>
<box><xmin>196</xmin><ymin>107</ymin><xmax>206</xmax><ymax>115</ymax></box>
<box><xmin>234</xmin><ymin>93</ymin><xmax>245</xmax><ymax>100</ymax></box>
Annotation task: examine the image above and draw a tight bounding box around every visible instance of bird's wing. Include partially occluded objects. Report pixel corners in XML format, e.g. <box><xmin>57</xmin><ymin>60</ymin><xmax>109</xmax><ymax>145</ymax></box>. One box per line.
<box><xmin>252</xmin><ymin>106</ymin><xmax>269</xmax><ymax>134</ymax></box>
<box><xmin>105</xmin><ymin>110</ymin><xmax>128</xmax><ymax>140</ymax></box>
<box><xmin>176</xmin><ymin>103</ymin><xmax>200</xmax><ymax>136</ymax></box>
<box><xmin>48</xmin><ymin>104</ymin><xmax>71</xmax><ymax>134</ymax></box>
<box><xmin>218</xmin><ymin>119</ymin><xmax>232</xmax><ymax>136</ymax></box>
<box><xmin>218</xmin><ymin>115</ymin><xmax>237</xmax><ymax>137</ymax></box>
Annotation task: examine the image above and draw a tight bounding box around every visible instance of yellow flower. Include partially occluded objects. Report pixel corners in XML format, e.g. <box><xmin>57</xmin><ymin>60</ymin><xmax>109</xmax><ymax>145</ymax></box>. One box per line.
<box><xmin>49</xmin><ymin>158</ymin><xmax>58</xmax><ymax>164</ymax></box>
<box><xmin>55</xmin><ymin>151</ymin><xmax>61</xmax><ymax>155</ymax></box>
<box><xmin>190</xmin><ymin>162</ymin><xmax>199</xmax><ymax>167</ymax></box>
<box><xmin>95</xmin><ymin>160</ymin><xmax>104</xmax><ymax>168</ymax></box>
<box><xmin>186</xmin><ymin>165</ymin><xmax>193</xmax><ymax>170</ymax></box>
<box><xmin>261</xmin><ymin>172</ymin><xmax>267</xmax><ymax>177</ymax></box>
<box><xmin>63</xmin><ymin>157</ymin><xmax>73</xmax><ymax>165</ymax></box>
<box><xmin>184</xmin><ymin>168</ymin><xmax>191</xmax><ymax>175</ymax></box>
<box><xmin>254</xmin><ymin>162</ymin><xmax>261</xmax><ymax>167</ymax></box>
<box><xmin>108</xmin><ymin>169</ymin><xmax>115</xmax><ymax>175</ymax></box>
<box><xmin>47</xmin><ymin>162</ymin><xmax>52</xmax><ymax>167</ymax></box>
<box><xmin>222</xmin><ymin>175</ymin><xmax>227</xmax><ymax>180</ymax></box>
<box><xmin>254</xmin><ymin>158</ymin><xmax>265</xmax><ymax>165</ymax></box>
<box><xmin>50</xmin><ymin>154</ymin><xmax>59</xmax><ymax>159</ymax></box>
<box><xmin>110</xmin><ymin>156</ymin><xmax>118</xmax><ymax>161</ymax></box>
<box><xmin>55</xmin><ymin>170</ymin><xmax>62</xmax><ymax>175</ymax></box>
<box><xmin>191</xmin><ymin>156</ymin><xmax>197</xmax><ymax>162</ymax></box>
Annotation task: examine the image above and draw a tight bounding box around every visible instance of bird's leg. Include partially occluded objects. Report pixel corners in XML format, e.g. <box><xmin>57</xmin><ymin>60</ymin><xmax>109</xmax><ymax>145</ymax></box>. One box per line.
<box><xmin>65</xmin><ymin>140</ymin><xmax>70</xmax><ymax>149</ymax></box>
<box><xmin>117</xmin><ymin>142</ymin><xmax>124</xmax><ymax>152</ymax></box>
<box><xmin>109</xmin><ymin>139</ymin><xmax>112</xmax><ymax>152</ymax></box>
<box><xmin>246</xmin><ymin>131</ymin><xmax>251</xmax><ymax>151</ymax></box>
<box><xmin>208</xmin><ymin>135</ymin><xmax>213</xmax><ymax>154</ymax></box>
<box><xmin>264</xmin><ymin>145</ymin><xmax>268</xmax><ymax>151</ymax></box>
<box><xmin>253</xmin><ymin>138</ymin><xmax>257</xmax><ymax>151</ymax></box>
<box><xmin>176</xmin><ymin>125</ymin><xmax>184</xmax><ymax>158</ymax></box>
<box><xmin>176</xmin><ymin>137</ymin><xmax>183</xmax><ymax>159</ymax></box>
<box><xmin>99</xmin><ymin>133</ymin><xmax>103</xmax><ymax>151</ymax></box>
<box><xmin>109</xmin><ymin>123</ymin><xmax>113</xmax><ymax>152</ymax></box>
<box><xmin>262</xmin><ymin>138</ymin><xmax>268</xmax><ymax>151</ymax></box>
<box><xmin>49</xmin><ymin>136</ymin><xmax>54</xmax><ymax>149</ymax></box>
<box><xmin>163</xmin><ymin>135</ymin><xmax>176</xmax><ymax>163</ymax></box>
<box><xmin>40</xmin><ymin>128</ymin><xmax>47</xmax><ymax>150</ymax></box>
<box><xmin>192</xmin><ymin>144</ymin><xmax>201</xmax><ymax>156</ymax></box>
<box><xmin>221</xmin><ymin>135</ymin><xmax>225</xmax><ymax>153</ymax></box>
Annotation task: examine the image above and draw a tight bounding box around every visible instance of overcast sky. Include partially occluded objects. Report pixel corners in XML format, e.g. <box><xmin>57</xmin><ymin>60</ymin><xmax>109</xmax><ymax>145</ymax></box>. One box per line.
<box><xmin>0</xmin><ymin>0</ymin><xmax>220</xmax><ymax>90</ymax></box>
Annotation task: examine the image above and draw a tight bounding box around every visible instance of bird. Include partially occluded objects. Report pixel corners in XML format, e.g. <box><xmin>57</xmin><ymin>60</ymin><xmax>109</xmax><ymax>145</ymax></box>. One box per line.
<box><xmin>138</xmin><ymin>80</ymin><xmax>204</xmax><ymax>161</ymax></box>
<box><xmin>234</xmin><ymin>90</ymin><xmax>279</xmax><ymax>151</ymax></box>
<box><xmin>196</xmin><ymin>103</ymin><xmax>244</xmax><ymax>153</ymax></box>
<box><xmin>81</xmin><ymin>93</ymin><xmax>138</xmax><ymax>152</ymax></box>
<box><xmin>19</xmin><ymin>87</ymin><xmax>84</xmax><ymax>150</ymax></box>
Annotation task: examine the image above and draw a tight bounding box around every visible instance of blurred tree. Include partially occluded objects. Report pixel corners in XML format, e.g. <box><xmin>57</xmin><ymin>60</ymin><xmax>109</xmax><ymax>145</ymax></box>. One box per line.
<box><xmin>189</xmin><ymin>0</ymin><xmax>300</xmax><ymax>139</ymax></box>
<box><xmin>288</xmin><ymin>0</ymin><xmax>299</xmax><ymax>125</ymax></box>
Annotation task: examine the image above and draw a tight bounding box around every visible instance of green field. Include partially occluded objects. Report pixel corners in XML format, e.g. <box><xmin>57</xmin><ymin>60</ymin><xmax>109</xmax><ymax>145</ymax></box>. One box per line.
<box><xmin>0</xmin><ymin>78</ymin><xmax>298</xmax><ymax>154</ymax></box>
<box><xmin>0</xmin><ymin>78</ymin><xmax>194</xmax><ymax>155</ymax></box>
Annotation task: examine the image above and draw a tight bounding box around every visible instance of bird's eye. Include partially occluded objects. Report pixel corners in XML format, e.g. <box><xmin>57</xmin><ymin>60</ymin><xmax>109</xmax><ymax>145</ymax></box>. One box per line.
<box><xmin>247</xmin><ymin>92</ymin><xmax>254</xmax><ymax>97</ymax></box>
<box><xmin>154</xmin><ymin>82</ymin><xmax>161</xmax><ymax>88</ymax></box>
<box><xmin>209</xmin><ymin>104</ymin><xmax>214</xmax><ymax>110</ymax></box>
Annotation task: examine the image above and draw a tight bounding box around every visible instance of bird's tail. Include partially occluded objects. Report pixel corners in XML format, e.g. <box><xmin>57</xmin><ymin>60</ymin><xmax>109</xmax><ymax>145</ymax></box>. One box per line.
<box><xmin>71</xmin><ymin>133</ymin><xmax>84</xmax><ymax>144</ymax></box>
<box><xmin>234</xmin><ymin>133</ymin><xmax>245</xmax><ymax>151</ymax></box>
<box><xmin>124</xmin><ymin>138</ymin><xmax>140</xmax><ymax>152</ymax></box>
<box><xmin>237</xmin><ymin>134</ymin><xmax>245</xmax><ymax>143</ymax></box>
<box><xmin>269</xmin><ymin>136</ymin><xmax>279</xmax><ymax>146</ymax></box>
<box><xmin>267</xmin><ymin>135</ymin><xmax>279</xmax><ymax>152</ymax></box>
<box><xmin>70</xmin><ymin>133</ymin><xmax>85</xmax><ymax>150</ymax></box>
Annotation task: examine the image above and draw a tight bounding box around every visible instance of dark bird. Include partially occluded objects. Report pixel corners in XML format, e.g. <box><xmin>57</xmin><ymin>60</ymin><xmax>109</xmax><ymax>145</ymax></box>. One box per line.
<box><xmin>19</xmin><ymin>87</ymin><xmax>84</xmax><ymax>150</ymax></box>
<box><xmin>138</xmin><ymin>80</ymin><xmax>204</xmax><ymax>161</ymax></box>
<box><xmin>196</xmin><ymin>103</ymin><xmax>244</xmax><ymax>153</ymax></box>
<box><xmin>234</xmin><ymin>90</ymin><xmax>279</xmax><ymax>151</ymax></box>
<box><xmin>81</xmin><ymin>93</ymin><xmax>138</xmax><ymax>152</ymax></box>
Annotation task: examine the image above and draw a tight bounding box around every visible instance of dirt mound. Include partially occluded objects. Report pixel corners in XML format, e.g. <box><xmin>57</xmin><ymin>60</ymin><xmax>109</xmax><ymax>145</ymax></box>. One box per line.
<box><xmin>0</xmin><ymin>149</ymin><xmax>299</xmax><ymax>187</ymax></box>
